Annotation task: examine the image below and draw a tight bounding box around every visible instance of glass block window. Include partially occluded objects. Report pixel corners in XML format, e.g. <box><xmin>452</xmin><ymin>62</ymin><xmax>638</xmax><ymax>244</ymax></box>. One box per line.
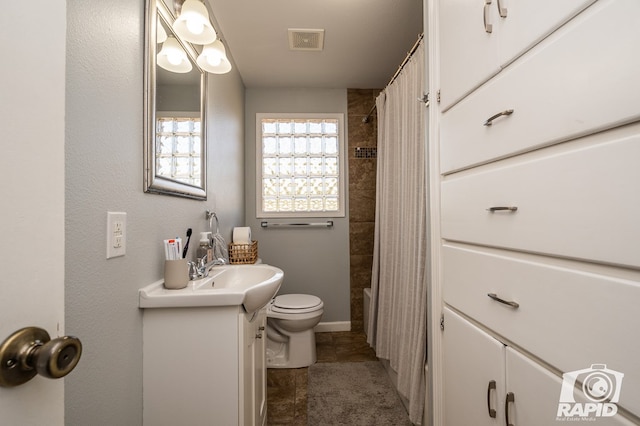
<box><xmin>256</xmin><ymin>113</ymin><xmax>345</xmax><ymax>218</ymax></box>
<box><xmin>156</xmin><ymin>116</ymin><xmax>202</xmax><ymax>187</ymax></box>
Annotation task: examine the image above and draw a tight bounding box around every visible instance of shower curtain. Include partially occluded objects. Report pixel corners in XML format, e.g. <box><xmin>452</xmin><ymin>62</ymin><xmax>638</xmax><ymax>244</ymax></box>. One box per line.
<box><xmin>367</xmin><ymin>41</ymin><xmax>427</xmax><ymax>425</ymax></box>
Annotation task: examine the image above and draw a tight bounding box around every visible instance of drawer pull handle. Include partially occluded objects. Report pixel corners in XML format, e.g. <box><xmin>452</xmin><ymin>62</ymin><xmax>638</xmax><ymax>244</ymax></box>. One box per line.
<box><xmin>488</xmin><ymin>293</ymin><xmax>520</xmax><ymax>309</ymax></box>
<box><xmin>497</xmin><ymin>0</ymin><xmax>508</xmax><ymax>17</ymax></box>
<box><xmin>487</xmin><ymin>206</ymin><xmax>518</xmax><ymax>212</ymax></box>
<box><xmin>505</xmin><ymin>392</ymin><xmax>515</xmax><ymax>426</ymax></box>
<box><xmin>484</xmin><ymin>109</ymin><xmax>514</xmax><ymax>126</ymax></box>
<box><xmin>483</xmin><ymin>0</ymin><xmax>493</xmax><ymax>33</ymax></box>
<box><xmin>487</xmin><ymin>380</ymin><xmax>497</xmax><ymax>418</ymax></box>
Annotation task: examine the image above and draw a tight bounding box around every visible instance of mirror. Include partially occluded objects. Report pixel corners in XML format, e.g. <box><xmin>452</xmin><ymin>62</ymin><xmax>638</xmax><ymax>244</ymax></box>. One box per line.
<box><xmin>144</xmin><ymin>0</ymin><xmax>207</xmax><ymax>199</ymax></box>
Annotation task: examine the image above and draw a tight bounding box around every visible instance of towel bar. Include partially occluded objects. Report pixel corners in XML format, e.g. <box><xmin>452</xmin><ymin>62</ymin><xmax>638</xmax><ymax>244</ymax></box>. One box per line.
<box><xmin>260</xmin><ymin>221</ymin><xmax>333</xmax><ymax>228</ymax></box>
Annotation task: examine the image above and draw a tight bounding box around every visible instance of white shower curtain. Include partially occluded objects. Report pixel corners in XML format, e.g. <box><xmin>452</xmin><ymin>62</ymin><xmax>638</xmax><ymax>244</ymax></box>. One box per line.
<box><xmin>367</xmin><ymin>41</ymin><xmax>427</xmax><ymax>425</ymax></box>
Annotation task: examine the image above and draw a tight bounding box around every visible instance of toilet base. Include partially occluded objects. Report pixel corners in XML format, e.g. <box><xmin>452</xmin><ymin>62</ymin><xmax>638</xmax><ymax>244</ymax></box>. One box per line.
<box><xmin>266</xmin><ymin>328</ymin><xmax>317</xmax><ymax>369</ymax></box>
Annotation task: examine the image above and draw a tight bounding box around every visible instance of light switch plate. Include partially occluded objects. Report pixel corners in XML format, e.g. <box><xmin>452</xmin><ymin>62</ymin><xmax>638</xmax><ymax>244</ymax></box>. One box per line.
<box><xmin>107</xmin><ymin>212</ymin><xmax>126</xmax><ymax>259</ymax></box>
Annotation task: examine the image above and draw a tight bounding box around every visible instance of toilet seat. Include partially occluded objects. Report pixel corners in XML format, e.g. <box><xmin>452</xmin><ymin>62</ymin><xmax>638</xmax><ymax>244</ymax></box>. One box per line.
<box><xmin>271</xmin><ymin>294</ymin><xmax>323</xmax><ymax>314</ymax></box>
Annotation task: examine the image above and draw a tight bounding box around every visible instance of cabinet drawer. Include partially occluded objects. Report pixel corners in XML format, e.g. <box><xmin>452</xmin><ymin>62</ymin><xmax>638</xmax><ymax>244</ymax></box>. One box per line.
<box><xmin>441</xmin><ymin>128</ymin><xmax>640</xmax><ymax>269</ymax></box>
<box><xmin>443</xmin><ymin>243</ymin><xmax>640</xmax><ymax>417</ymax></box>
<box><xmin>440</xmin><ymin>0</ymin><xmax>640</xmax><ymax>173</ymax></box>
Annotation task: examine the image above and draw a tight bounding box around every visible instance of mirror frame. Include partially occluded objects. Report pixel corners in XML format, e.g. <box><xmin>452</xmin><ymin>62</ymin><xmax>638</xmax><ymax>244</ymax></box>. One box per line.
<box><xmin>144</xmin><ymin>0</ymin><xmax>208</xmax><ymax>200</ymax></box>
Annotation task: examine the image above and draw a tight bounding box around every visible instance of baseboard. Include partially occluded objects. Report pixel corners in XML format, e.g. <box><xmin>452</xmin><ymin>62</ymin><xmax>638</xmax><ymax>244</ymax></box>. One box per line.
<box><xmin>314</xmin><ymin>321</ymin><xmax>351</xmax><ymax>332</ymax></box>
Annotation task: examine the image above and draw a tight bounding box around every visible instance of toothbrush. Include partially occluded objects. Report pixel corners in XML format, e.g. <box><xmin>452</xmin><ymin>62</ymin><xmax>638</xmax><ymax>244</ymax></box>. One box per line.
<box><xmin>182</xmin><ymin>228</ymin><xmax>192</xmax><ymax>258</ymax></box>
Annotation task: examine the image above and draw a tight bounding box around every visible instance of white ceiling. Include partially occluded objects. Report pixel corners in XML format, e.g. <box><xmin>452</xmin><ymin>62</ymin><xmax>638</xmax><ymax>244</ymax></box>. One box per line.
<box><xmin>205</xmin><ymin>0</ymin><xmax>424</xmax><ymax>89</ymax></box>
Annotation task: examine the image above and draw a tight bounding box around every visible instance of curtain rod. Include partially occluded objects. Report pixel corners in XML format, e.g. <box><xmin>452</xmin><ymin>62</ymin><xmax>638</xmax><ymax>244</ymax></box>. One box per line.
<box><xmin>362</xmin><ymin>33</ymin><xmax>424</xmax><ymax>124</ymax></box>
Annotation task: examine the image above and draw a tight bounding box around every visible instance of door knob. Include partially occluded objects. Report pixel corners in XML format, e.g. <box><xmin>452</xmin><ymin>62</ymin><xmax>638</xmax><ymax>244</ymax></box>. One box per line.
<box><xmin>0</xmin><ymin>327</ymin><xmax>82</xmax><ymax>387</ymax></box>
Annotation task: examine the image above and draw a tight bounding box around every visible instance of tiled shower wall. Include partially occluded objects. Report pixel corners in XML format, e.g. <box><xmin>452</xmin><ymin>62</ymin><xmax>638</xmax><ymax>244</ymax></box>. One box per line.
<box><xmin>347</xmin><ymin>89</ymin><xmax>380</xmax><ymax>332</ymax></box>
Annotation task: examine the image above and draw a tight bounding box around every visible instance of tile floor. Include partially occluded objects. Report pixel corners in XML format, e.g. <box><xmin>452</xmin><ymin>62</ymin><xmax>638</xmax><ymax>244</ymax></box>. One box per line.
<box><xmin>266</xmin><ymin>331</ymin><xmax>378</xmax><ymax>425</ymax></box>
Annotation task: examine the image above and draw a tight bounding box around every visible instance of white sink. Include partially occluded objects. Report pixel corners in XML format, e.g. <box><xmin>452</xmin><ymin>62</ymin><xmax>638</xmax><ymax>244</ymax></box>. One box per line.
<box><xmin>139</xmin><ymin>264</ymin><xmax>283</xmax><ymax>313</ymax></box>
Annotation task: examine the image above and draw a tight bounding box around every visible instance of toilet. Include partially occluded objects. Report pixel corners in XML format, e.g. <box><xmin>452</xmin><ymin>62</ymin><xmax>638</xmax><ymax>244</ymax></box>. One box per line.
<box><xmin>266</xmin><ymin>293</ymin><xmax>324</xmax><ymax>369</ymax></box>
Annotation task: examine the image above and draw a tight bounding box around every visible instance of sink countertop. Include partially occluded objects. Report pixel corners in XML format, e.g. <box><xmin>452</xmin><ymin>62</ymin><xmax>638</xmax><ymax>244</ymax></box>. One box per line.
<box><xmin>139</xmin><ymin>264</ymin><xmax>283</xmax><ymax>311</ymax></box>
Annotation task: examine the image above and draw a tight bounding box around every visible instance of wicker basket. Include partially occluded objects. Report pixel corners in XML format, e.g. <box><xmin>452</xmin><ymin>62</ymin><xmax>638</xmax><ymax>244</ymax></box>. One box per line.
<box><xmin>228</xmin><ymin>240</ymin><xmax>258</xmax><ymax>264</ymax></box>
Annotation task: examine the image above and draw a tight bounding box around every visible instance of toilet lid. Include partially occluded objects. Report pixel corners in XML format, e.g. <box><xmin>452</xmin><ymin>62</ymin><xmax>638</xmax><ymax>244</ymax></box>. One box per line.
<box><xmin>273</xmin><ymin>294</ymin><xmax>322</xmax><ymax>310</ymax></box>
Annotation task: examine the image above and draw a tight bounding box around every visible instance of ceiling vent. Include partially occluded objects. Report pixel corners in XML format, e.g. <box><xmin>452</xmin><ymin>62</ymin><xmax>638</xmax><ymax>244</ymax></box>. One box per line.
<box><xmin>288</xmin><ymin>29</ymin><xmax>325</xmax><ymax>51</ymax></box>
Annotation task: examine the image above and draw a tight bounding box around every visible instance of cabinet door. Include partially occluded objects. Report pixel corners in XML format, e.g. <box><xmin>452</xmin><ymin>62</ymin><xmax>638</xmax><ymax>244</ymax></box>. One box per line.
<box><xmin>506</xmin><ymin>348</ymin><xmax>637</xmax><ymax>426</ymax></box>
<box><xmin>242</xmin><ymin>314</ymin><xmax>255</xmax><ymax>425</ymax></box>
<box><xmin>242</xmin><ymin>309</ymin><xmax>267</xmax><ymax>426</ymax></box>
<box><xmin>439</xmin><ymin>0</ymin><xmax>500</xmax><ymax>111</ymax></box>
<box><xmin>440</xmin><ymin>0</ymin><xmax>640</xmax><ymax>173</ymax></box>
<box><xmin>255</xmin><ymin>310</ymin><xmax>267</xmax><ymax>426</ymax></box>
<box><xmin>443</xmin><ymin>308</ymin><xmax>505</xmax><ymax>426</ymax></box>
<box><xmin>439</xmin><ymin>0</ymin><xmax>596</xmax><ymax>111</ymax></box>
<box><xmin>505</xmin><ymin>347</ymin><xmax>565</xmax><ymax>425</ymax></box>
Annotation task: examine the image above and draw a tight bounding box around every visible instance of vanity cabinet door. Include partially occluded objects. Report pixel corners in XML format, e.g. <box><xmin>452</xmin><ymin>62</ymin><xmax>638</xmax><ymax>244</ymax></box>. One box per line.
<box><xmin>254</xmin><ymin>310</ymin><xmax>267</xmax><ymax>426</ymax></box>
<box><xmin>241</xmin><ymin>308</ymin><xmax>267</xmax><ymax>426</ymax></box>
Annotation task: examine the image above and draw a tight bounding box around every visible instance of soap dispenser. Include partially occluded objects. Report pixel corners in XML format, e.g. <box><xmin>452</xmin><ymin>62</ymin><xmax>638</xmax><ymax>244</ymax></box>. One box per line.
<box><xmin>196</xmin><ymin>232</ymin><xmax>213</xmax><ymax>263</ymax></box>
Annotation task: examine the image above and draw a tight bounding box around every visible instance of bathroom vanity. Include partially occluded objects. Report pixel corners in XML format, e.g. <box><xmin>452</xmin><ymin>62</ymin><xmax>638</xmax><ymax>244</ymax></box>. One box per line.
<box><xmin>142</xmin><ymin>305</ymin><xmax>267</xmax><ymax>426</ymax></box>
<box><xmin>139</xmin><ymin>264</ymin><xmax>282</xmax><ymax>426</ymax></box>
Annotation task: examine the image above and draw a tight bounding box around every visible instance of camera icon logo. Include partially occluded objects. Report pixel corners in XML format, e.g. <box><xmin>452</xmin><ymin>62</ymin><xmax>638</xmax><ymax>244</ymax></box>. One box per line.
<box><xmin>557</xmin><ymin>364</ymin><xmax>624</xmax><ymax>419</ymax></box>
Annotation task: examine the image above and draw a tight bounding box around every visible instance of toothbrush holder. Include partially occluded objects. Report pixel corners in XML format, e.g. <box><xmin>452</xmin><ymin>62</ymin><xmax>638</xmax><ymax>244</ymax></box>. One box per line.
<box><xmin>163</xmin><ymin>259</ymin><xmax>189</xmax><ymax>289</ymax></box>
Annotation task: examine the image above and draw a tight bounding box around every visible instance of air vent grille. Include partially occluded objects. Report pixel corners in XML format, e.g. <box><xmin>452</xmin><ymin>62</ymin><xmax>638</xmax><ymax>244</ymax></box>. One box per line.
<box><xmin>288</xmin><ymin>29</ymin><xmax>325</xmax><ymax>51</ymax></box>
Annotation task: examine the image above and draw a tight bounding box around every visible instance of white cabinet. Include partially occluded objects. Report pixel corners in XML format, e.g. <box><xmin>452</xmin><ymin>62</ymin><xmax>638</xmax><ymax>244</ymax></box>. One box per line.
<box><xmin>440</xmin><ymin>0</ymin><xmax>640</xmax><ymax>173</ymax></box>
<box><xmin>443</xmin><ymin>308</ymin><xmax>636</xmax><ymax>426</ymax></box>
<box><xmin>439</xmin><ymin>0</ymin><xmax>500</xmax><ymax>112</ymax></box>
<box><xmin>441</xmin><ymin>126</ymin><xmax>640</xmax><ymax>269</ymax></box>
<box><xmin>439</xmin><ymin>0</ymin><xmax>595</xmax><ymax>110</ymax></box>
<box><xmin>443</xmin><ymin>307</ymin><xmax>505</xmax><ymax>426</ymax></box>
<box><xmin>443</xmin><ymin>243</ymin><xmax>640</xmax><ymax>416</ymax></box>
<box><xmin>242</xmin><ymin>309</ymin><xmax>267</xmax><ymax>426</ymax></box>
<box><xmin>431</xmin><ymin>0</ymin><xmax>640</xmax><ymax>424</ymax></box>
<box><xmin>142</xmin><ymin>306</ymin><xmax>268</xmax><ymax>426</ymax></box>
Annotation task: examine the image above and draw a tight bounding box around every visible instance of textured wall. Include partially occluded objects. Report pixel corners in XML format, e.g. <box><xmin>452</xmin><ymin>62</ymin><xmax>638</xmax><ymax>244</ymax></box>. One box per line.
<box><xmin>347</xmin><ymin>89</ymin><xmax>380</xmax><ymax>332</ymax></box>
<box><xmin>64</xmin><ymin>1</ymin><xmax>245</xmax><ymax>424</ymax></box>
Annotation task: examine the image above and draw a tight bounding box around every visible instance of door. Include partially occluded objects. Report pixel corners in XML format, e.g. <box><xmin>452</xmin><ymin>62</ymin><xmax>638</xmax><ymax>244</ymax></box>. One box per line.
<box><xmin>0</xmin><ymin>1</ymin><xmax>67</xmax><ymax>424</ymax></box>
<box><xmin>443</xmin><ymin>308</ymin><xmax>505</xmax><ymax>426</ymax></box>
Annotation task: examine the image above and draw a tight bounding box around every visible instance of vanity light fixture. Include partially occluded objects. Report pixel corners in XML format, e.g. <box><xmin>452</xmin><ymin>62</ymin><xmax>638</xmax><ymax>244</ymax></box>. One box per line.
<box><xmin>173</xmin><ymin>0</ymin><xmax>217</xmax><ymax>45</ymax></box>
<box><xmin>157</xmin><ymin>36</ymin><xmax>193</xmax><ymax>73</ymax></box>
<box><xmin>196</xmin><ymin>39</ymin><xmax>232</xmax><ymax>74</ymax></box>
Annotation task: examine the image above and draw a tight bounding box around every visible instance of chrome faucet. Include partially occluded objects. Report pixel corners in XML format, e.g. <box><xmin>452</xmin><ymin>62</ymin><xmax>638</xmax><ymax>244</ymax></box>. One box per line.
<box><xmin>188</xmin><ymin>255</ymin><xmax>227</xmax><ymax>280</ymax></box>
<box><xmin>188</xmin><ymin>255</ymin><xmax>209</xmax><ymax>280</ymax></box>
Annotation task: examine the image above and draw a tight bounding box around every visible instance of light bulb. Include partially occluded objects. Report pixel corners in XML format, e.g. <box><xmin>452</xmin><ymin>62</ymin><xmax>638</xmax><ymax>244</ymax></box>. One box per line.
<box><xmin>207</xmin><ymin>55</ymin><xmax>222</xmax><ymax>66</ymax></box>
<box><xmin>168</xmin><ymin>53</ymin><xmax>183</xmax><ymax>66</ymax></box>
<box><xmin>173</xmin><ymin>0</ymin><xmax>217</xmax><ymax>44</ymax></box>
<box><xmin>186</xmin><ymin>19</ymin><xmax>204</xmax><ymax>35</ymax></box>
<box><xmin>157</xmin><ymin>37</ymin><xmax>192</xmax><ymax>73</ymax></box>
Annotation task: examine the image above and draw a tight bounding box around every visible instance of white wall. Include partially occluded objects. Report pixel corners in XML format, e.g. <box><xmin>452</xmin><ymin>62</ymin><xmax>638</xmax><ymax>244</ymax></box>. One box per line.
<box><xmin>64</xmin><ymin>1</ymin><xmax>245</xmax><ymax>424</ymax></box>
<box><xmin>244</xmin><ymin>88</ymin><xmax>351</xmax><ymax>324</ymax></box>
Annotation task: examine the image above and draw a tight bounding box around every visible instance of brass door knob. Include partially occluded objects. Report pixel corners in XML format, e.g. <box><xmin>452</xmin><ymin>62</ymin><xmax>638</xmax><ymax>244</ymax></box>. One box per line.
<box><xmin>0</xmin><ymin>327</ymin><xmax>82</xmax><ymax>387</ymax></box>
